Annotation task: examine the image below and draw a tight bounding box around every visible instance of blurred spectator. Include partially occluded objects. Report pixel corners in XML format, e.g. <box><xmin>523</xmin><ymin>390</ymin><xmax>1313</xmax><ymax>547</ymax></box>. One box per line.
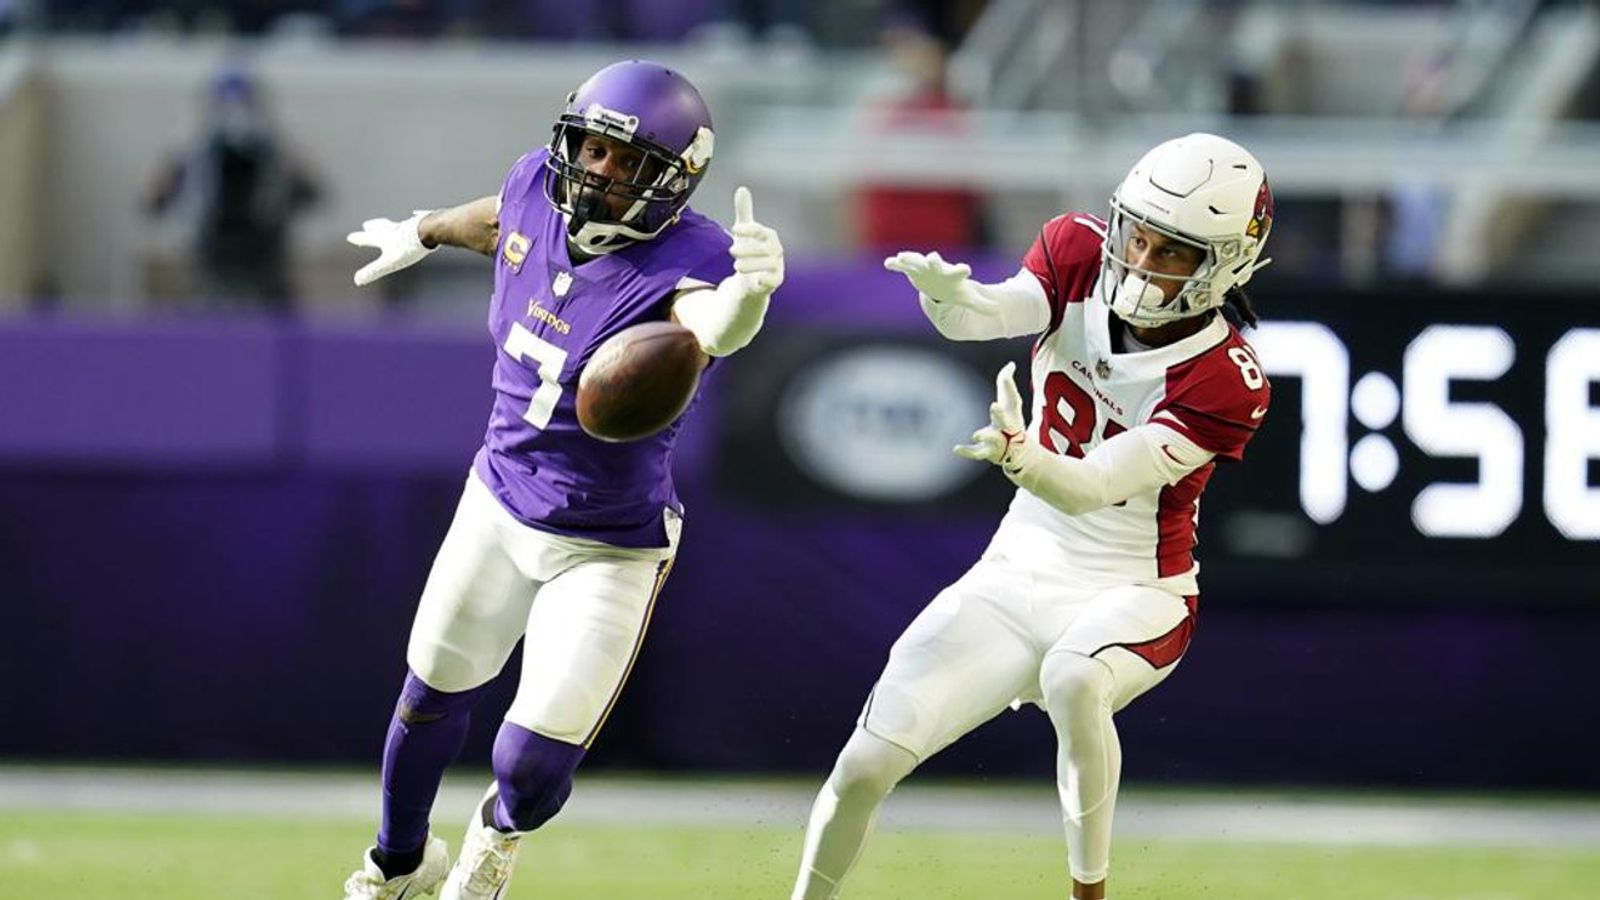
<box><xmin>336</xmin><ymin>0</ymin><xmax>449</xmax><ymax>39</ymax></box>
<box><xmin>853</xmin><ymin>19</ymin><xmax>988</xmax><ymax>255</ymax></box>
<box><xmin>43</xmin><ymin>0</ymin><xmax>324</xmax><ymax>35</ymax></box>
<box><xmin>459</xmin><ymin>0</ymin><xmax>631</xmax><ymax>42</ymax></box>
<box><xmin>690</xmin><ymin>0</ymin><xmax>810</xmax><ymax>60</ymax></box>
<box><xmin>227</xmin><ymin>0</ymin><xmax>325</xmax><ymax>34</ymax></box>
<box><xmin>1383</xmin><ymin>183</ymin><xmax>1450</xmax><ymax>280</ymax></box>
<box><xmin>31</xmin><ymin>0</ymin><xmax>961</xmax><ymax>41</ymax></box>
<box><xmin>1380</xmin><ymin>52</ymin><xmax>1452</xmax><ymax>280</ymax></box>
<box><xmin>893</xmin><ymin>0</ymin><xmax>985</xmax><ymax>47</ymax></box>
<box><xmin>713</xmin><ymin>0</ymin><xmax>808</xmax><ymax>43</ymax></box>
<box><xmin>143</xmin><ymin>67</ymin><xmax>322</xmax><ymax>313</ymax></box>
<box><xmin>1573</xmin><ymin>51</ymin><xmax>1600</xmax><ymax>119</ymax></box>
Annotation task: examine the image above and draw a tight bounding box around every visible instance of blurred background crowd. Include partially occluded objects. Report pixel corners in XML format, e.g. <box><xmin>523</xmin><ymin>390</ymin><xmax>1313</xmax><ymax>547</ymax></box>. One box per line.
<box><xmin>2</xmin><ymin>0</ymin><xmax>1598</xmax><ymax>796</ymax></box>
<box><xmin>0</xmin><ymin>0</ymin><xmax>1595</xmax><ymax>318</ymax></box>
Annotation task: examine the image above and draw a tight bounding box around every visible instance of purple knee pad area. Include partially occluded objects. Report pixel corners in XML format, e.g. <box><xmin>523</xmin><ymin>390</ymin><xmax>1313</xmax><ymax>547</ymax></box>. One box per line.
<box><xmin>377</xmin><ymin>670</ymin><xmax>491</xmax><ymax>855</ymax></box>
<box><xmin>491</xmin><ymin>721</ymin><xmax>586</xmax><ymax>833</ymax></box>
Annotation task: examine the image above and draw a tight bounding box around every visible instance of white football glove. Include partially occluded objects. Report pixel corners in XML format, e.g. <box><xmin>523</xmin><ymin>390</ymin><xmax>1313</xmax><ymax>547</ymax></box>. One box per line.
<box><xmin>346</xmin><ymin>210</ymin><xmax>435</xmax><ymax>287</ymax></box>
<box><xmin>728</xmin><ymin>186</ymin><xmax>784</xmax><ymax>297</ymax></box>
<box><xmin>955</xmin><ymin>361</ymin><xmax>1033</xmax><ymax>472</ymax></box>
<box><xmin>883</xmin><ymin>250</ymin><xmax>973</xmax><ymax>302</ymax></box>
<box><xmin>885</xmin><ymin>250</ymin><xmax>1020</xmax><ymax>339</ymax></box>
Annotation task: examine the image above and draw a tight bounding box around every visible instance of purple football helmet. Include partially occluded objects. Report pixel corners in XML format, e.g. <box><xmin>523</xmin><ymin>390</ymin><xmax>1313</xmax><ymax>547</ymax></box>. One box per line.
<box><xmin>545</xmin><ymin>60</ymin><xmax>715</xmax><ymax>254</ymax></box>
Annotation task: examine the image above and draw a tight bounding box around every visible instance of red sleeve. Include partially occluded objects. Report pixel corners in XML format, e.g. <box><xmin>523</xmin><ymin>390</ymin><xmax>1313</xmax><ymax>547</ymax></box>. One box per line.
<box><xmin>1152</xmin><ymin>332</ymin><xmax>1271</xmax><ymax>462</ymax></box>
<box><xmin>1021</xmin><ymin>213</ymin><xmax>1106</xmax><ymax>335</ymax></box>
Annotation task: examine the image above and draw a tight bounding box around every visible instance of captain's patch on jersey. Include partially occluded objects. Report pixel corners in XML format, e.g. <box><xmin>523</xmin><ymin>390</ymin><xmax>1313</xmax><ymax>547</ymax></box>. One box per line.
<box><xmin>503</xmin><ymin>231</ymin><xmax>531</xmax><ymax>272</ymax></box>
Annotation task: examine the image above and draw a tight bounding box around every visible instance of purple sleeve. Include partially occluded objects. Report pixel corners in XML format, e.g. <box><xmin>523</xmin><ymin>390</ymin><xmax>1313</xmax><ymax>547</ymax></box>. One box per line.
<box><xmin>499</xmin><ymin>149</ymin><xmax>551</xmax><ymax>207</ymax></box>
<box><xmin>682</xmin><ymin>236</ymin><xmax>735</xmax><ymax>286</ymax></box>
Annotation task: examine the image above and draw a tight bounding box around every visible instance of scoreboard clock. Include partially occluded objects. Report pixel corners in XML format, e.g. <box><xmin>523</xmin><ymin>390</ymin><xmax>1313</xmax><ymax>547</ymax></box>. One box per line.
<box><xmin>1233</xmin><ymin>290</ymin><xmax>1598</xmax><ymax>573</ymax></box>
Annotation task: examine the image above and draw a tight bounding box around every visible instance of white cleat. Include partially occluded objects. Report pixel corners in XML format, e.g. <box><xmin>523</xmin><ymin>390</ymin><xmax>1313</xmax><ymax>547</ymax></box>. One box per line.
<box><xmin>440</xmin><ymin>785</ymin><xmax>524</xmax><ymax>900</ymax></box>
<box><xmin>342</xmin><ymin>835</ymin><xmax>449</xmax><ymax>900</ymax></box>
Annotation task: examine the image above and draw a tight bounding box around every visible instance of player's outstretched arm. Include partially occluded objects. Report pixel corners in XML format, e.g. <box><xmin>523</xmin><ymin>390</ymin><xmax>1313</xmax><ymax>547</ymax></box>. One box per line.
<box><xmin>956</xmin><ymin>362</ymin><xmax>1213</xmax><ymax>514</ymax></box>
<box><xmin>671</xmin><ymin>186</ymin><xmax>784</xmax><ymax>357</ymax></box>
<box><xmin>346</xmin><ymin>194</ymin><xmax>499</xmax><ymax>287</ymax></box>
<box><xmin>884</xmin><ymin>253</ymin><xmax>1050</xmax><ymax>342</ymax></box>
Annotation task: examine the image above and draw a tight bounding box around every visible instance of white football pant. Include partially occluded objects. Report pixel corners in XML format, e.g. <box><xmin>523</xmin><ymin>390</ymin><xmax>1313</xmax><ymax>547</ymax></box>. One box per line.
<box><xmin>860</xmin><ymin>548</ymin><xmax>1192</xmax><ymax>759</ymax></box>
<box><xmin>405</xmin><ymin>471</ymin><xmax>678</xmax><ymax>747</ymax></box>
<box><xmin>795</xmin><ymin>546</ymin><xmax>1195</xmax><ymax>897</ymax></box>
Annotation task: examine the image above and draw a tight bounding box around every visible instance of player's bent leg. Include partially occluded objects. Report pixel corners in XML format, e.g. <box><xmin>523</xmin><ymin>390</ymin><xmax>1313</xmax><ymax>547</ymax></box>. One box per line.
<box><xmin>1040</xmin><ymin>585</ymin><xmax>1195</xmax><ymax>895</ymax></box>
<box><xmin>792</xmin><ymin>557</ymin><xmax>1039</xmax><ymax>900</ymax></box>
<box><xmin>364</xmin><ymin>474</ymin><xmax>537</xmax><ymax>886</ymax></box>
<box><xmin>439</xmin><ymin>723</ymin><xmax>587</xmax><ymax>900</ymax></box>
<box><xmin>406</xmin><ymin>473</ymin><xmax>541</xmax><ymax>693</ymax></box>
<box><xmin>791</xmin><ymin>728</ymin><xmax>920</xmax><ymax>900</ymax></box>
<box><xmin>376</xmin><ymin>672</ymin><xmax>492</xmax><ymax>878</ymax></box>
<box><xmin>504</xmin><ymin>550</ymin><xmax>673</xmax><ymax>745</ymax></box>
<box><xmin>1039</xmin><ymin>649</ymin><xmax>1121</xmax><ymax>893</ymax></box>
<box><xmin>436</xmin><ymin>545</ymin><xmax>671</xmax><ymax>899</ymax></box>
<box><xmin>492</xmin><ymin>722</ymin><xmax>585</xmax><ymax>831</ymax></box>
<box><xmin>859</xmin><ymin>556</ymin><xmax>1039</xmax><ymax>759</ymax></box>
<box><xmin>343</xmin><ymin>834</ymin><xmax>449</xmax><ymax>900</ymax></box>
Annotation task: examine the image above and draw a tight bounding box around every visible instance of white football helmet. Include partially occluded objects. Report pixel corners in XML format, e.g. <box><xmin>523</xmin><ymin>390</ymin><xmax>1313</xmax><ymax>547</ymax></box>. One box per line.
<box><xmin>1102</xmin><ymin>132</ymin><xmax>1273</xmax><ymax>327</ymax></box>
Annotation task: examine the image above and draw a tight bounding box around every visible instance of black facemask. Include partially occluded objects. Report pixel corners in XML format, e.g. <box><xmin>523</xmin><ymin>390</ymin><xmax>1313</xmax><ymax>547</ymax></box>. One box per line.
<box><xmin>566</xmin><ymin>184</ymin><xmax>611</xmax><ymax>237</ymax></box>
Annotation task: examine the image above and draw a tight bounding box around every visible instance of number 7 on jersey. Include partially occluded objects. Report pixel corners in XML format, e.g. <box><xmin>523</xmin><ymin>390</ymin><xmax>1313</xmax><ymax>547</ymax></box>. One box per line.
<box><xmin>504</xmin><ymin>321</ymin><xmax>569</xmax><ymax>430</ymax></box>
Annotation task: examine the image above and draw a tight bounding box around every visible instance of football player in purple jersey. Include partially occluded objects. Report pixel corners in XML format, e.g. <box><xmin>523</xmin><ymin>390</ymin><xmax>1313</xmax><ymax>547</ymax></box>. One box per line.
<box><xmin>339</xmin><ymin>60</ymin><xmax>783</xmax><ymax>900</ymax></box>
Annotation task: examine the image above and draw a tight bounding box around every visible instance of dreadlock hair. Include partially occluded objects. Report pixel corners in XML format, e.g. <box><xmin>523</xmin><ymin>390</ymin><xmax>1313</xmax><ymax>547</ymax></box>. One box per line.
<box><xmin>1219</xmin><ymin>285</ymin><xmax>1259</xmax><ymax>330</ymax></box>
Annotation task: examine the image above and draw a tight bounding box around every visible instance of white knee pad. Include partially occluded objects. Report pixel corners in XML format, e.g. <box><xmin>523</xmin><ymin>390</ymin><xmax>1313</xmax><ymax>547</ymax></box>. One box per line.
<box><xmin>829</xmin><ymin>728</ymin><xmax>919</xmax><ymax>801</ymax></box>
<box><xmin>406</xmin><ymin>635</ymin><xmax>505</xmax><ymax>694</ymax></box>
<box><xmin>504</xmin><ymin>676</ymin><xmax>611</xmax><ymax>745</ymax></box>
<box><xmin>1040</xmin><ymin>650</ymin><xmax>1115</xmax><ymax>717</ymax></box>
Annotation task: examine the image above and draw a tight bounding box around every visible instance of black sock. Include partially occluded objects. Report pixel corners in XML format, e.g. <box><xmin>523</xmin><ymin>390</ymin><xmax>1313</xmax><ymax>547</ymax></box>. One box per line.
<box><xmin>372</xmin><ymin>843</ymin><xmax>426</xmax><ymax>880</ymax></box>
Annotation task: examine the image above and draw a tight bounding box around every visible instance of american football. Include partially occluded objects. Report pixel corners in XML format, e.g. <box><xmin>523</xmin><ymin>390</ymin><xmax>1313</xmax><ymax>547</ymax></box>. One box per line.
<box><xmin>577</xmin><ymin>321</ymin><xmax>704</xmax><ymax>442</ymax></box>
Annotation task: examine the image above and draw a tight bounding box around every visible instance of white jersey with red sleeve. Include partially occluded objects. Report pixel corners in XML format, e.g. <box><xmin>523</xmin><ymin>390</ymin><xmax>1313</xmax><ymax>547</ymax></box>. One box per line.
<box><xmin>991</xmin><ymin>213</ymin><xmax>1271</xmax><ymax>594</ymax></box>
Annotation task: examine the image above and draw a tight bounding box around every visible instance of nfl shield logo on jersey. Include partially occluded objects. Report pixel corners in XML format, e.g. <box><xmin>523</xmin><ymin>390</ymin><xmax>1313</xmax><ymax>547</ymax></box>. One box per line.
<box><xmin>1095</xmin><ymin>358</ymin><xmax>1112</xmax><ymax>380</ymax></box>
<box><xmin>552</xmin><ymin>271</ymin><xmax>573</xmax><ymax>297</ymax></box>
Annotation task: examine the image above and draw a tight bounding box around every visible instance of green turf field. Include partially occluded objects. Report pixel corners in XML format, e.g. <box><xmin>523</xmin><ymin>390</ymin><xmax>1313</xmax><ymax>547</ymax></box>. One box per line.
<box><xmin>3</xmin><ymin>810</ymin><xmax>1598</xmax><ymax>900</ymax></box>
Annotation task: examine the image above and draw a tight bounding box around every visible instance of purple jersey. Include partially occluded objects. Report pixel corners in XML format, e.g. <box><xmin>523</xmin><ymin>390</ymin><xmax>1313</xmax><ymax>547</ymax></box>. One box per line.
<box><xmin>472</xmin><ymin>149</ymin><xmax>734</xmax><ymax>548</ymax></box>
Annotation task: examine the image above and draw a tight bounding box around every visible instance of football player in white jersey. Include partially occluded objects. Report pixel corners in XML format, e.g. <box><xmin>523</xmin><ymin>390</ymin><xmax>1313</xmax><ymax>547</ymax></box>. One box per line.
<box><xmin>789</xmin><ymin>133</ymin><xmax>1275</xmax><ymax>900</ymax></box>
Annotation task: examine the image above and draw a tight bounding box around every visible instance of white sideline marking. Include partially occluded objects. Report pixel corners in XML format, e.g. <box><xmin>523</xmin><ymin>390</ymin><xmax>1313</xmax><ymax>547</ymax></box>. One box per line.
<box><xmin>1</xmin><ymin>767</ymin><xmax>1598</xmax><ymax>848</ymax></box>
